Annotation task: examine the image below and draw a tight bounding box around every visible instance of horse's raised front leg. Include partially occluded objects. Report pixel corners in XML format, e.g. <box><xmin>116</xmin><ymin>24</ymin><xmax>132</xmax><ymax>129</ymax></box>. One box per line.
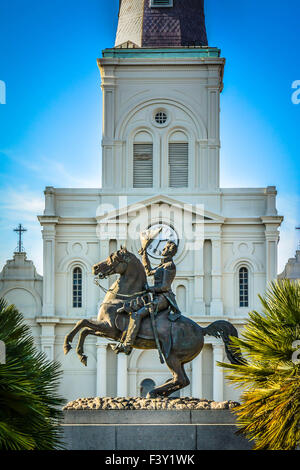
<box><xmin>76</xmin><ymin>328</ymin><xmax>99</xmax><ymax>366</ymax></box>
<box><xmin>63</xmin><ymin>318</ymin><xmax>104</xmax><ymax>355</ymax></box>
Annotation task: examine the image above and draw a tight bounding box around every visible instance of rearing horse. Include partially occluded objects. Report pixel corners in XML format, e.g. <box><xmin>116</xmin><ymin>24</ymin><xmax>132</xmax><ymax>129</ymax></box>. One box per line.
<box><xmin>64</xmin><ymin>247</ymin><xmax>244</xmax><ymax>398</ymax></box>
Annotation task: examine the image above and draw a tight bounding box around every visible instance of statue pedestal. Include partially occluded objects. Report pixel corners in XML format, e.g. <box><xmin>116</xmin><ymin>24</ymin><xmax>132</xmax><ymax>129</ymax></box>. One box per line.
<box><xmin>62</xmin><ymin>398</ymin><xmax>252</xmax><ymax>450</ymax></box>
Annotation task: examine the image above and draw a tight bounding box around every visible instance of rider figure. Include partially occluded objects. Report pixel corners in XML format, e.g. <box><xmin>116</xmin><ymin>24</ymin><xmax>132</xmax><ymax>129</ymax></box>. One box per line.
<box><xmin>116</xmin><ymin>239</ymin><xmax>181</xmax><ymax>355</ymax></box>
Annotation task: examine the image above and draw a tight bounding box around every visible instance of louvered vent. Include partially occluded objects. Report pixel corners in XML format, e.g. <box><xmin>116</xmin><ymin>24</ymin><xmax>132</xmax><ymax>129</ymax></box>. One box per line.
<box><xmin>133</xmin><ymin>143</ymin><xmax>153</xmax><ymax>188</ymax></box>
<box><xmin>169</xmin><ymin>143</ymin><xmax>189</xmax><ymax>188</ymax></box>
<box><xmin>150</xmin><ymin>0</ymin><xmax>173</xmax><ymax>7</ymax></box>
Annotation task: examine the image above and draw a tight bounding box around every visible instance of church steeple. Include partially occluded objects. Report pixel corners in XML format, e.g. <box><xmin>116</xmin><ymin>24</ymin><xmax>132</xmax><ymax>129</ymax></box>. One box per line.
<box><xmin>115</xmin><ymin>0</ymin><xmax>208</xmax><ymax>48</ymax></box>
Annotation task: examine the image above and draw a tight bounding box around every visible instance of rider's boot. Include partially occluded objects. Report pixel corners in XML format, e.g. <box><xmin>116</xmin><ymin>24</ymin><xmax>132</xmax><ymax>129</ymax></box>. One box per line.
<box><xmin>111</xmin><ymin>330</ymin><xmax>128</xmax><ymax>354</ymax></box>
<box><xmin>115</xmin><ymin>314</ymin><xmax>140</xmax><ymax>355</ymax></box>
<box><xmin>117</xmin><ymin>307</ymin><xmax>148</xmax><ymax>354</ymax></box>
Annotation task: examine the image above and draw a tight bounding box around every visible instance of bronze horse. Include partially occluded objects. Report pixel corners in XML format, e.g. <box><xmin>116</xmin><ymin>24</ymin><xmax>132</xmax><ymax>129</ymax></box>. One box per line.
<box><xmin>64</xmin><ymin>247</ymin><xmax>243</xmax><ymax>398</ymax></box>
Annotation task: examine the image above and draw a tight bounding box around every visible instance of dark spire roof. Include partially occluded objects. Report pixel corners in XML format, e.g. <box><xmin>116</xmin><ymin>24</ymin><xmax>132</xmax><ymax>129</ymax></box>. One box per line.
<box><xmin>115</xmin><ymin>0</ymin><xmax>208</xmax><ymax>48</ymax></box>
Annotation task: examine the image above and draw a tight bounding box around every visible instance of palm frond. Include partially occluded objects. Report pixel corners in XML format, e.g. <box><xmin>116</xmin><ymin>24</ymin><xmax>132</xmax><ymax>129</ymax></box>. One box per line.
<box><xmin>220</xmin><ymin>280</ymin><xmax>300</xmax><ymax>450</ymax></box>
<box><xmin>0</xmin><ymin>298</ymin><xmax>66</xmax><ymax>450</ymax></box>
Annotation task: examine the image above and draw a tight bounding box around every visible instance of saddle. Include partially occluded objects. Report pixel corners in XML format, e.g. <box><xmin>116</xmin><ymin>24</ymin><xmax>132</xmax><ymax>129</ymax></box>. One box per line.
<box><xmin>115</xmin><ymin>308</ymin><xmax>174</xmax><ymax>360</ymax></box>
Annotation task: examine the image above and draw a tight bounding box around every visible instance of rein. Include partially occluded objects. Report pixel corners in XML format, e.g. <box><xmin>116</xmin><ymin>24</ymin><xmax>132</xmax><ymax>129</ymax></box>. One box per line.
<box><xmin>94</xmin><ymin>276</ymin><xmax>147</xmax><ymax>299</ymax></box>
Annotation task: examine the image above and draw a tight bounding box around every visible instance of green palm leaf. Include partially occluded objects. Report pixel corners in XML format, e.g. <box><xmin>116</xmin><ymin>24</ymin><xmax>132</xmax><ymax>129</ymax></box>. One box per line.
<box><xmin>0</xmin><ymin>299</ymin><xmax>66</xmax><ymax>450</ymax></box>
<box><xmin>220</xmin><ymin>280</ymin><xmax>300</xmax><ymax>450</ymax></box>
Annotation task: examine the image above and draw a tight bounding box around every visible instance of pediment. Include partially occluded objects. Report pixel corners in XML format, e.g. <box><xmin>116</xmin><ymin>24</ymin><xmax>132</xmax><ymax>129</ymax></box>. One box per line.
<box><xmin>96</xmin><ymin>194</ymin><xmax>225</xmax><ymax>224</ymax></box>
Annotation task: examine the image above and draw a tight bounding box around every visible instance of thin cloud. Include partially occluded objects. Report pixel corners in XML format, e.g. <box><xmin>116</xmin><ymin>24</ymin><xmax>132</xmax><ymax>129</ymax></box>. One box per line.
<box><xmin>0</xmin><ymin>187</ymin><xmax>44</xmax><ymax>222</ymax></box>
<box><xmin>1</xmin><ymin>151</ymin><xmax>100</xmax><ymax>189</ymax></box>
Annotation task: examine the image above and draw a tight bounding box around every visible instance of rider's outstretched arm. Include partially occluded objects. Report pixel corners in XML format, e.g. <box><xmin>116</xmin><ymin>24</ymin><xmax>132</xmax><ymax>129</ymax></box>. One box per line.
<box><xmin>141</xmin><ymin>249</ymin><xmax>156</xmax><ymax>277</ymax></box>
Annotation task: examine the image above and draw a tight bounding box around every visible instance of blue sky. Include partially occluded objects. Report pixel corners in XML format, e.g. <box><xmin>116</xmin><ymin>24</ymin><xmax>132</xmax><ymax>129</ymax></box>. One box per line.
<box><xmin>0</xmin><ymin>0</ymin><xmax>299</xmax><ymax>275</ymax></box>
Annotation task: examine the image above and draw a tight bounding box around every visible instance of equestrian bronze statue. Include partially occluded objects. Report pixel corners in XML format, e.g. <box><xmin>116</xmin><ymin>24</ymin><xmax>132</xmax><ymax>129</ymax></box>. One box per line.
<box><xmin>113</xmin><ymin>236</ymin><xmax>181</xmax><ymax>358</ymax></box>
<box><xmin>64</xmin><ymin>232</ymin><xmax>244</xmax><ymax>398</ymax></box>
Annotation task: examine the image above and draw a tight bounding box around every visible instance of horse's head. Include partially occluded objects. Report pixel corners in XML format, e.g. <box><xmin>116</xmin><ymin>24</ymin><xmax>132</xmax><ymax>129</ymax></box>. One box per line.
<box><xmin>92</xmin><ymin>246</ymin><xmax>132</xmax><ymax>279</ymax></box>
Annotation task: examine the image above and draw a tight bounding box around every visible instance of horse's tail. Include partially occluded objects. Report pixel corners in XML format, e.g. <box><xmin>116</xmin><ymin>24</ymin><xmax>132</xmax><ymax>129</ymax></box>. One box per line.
<box><xmin>202</xmin><ymin>320</ymin><xmax>246</xmax><ymax>365</ymax></box>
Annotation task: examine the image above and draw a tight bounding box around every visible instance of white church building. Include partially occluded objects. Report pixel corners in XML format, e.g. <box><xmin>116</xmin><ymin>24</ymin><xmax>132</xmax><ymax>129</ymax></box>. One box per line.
<box><xmin>0</xmin><ymin>0</ymin><xmax>283</xmax><ymax>403</ymax></box>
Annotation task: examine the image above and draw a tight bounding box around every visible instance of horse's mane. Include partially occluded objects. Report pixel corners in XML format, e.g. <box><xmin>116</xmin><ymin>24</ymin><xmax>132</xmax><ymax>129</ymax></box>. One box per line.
<box><xmin>117</xmin><ymin>247</ymin><xmax>146</xmax><ymax>277</ymax></box>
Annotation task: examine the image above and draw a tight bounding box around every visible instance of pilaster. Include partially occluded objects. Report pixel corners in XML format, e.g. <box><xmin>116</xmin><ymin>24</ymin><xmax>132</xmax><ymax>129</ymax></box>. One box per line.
<box><xmin>96</xmin><ymin>339</ymin><xmax>108</xmax><ymax>397</ymax></box>
<box><xmin>261</xmin><ymin>216</ymin><xmax>283</xmax><ymax>283</ymax></box>
<box><xmin>211</xmin><ymin>236</ymin><xmax>223</xmax><ymax>316</ymax></box>
<box><xmin>38</xmin><ymin>216</ymin><xmax>59</xmax><ymax>316</ymax></box>
<box><xmin>117</xmin><ymin>354</ymin><xmax>128</xmax><ymax>397</ymax></box>
<box><xmin>207</xmin><ymin>76</ymin><xmax>221</xmax><ymax>189</ymax></box>
<box><xmin>212</xmin><ymin>342</ymin><xmax>224</xmax><ymax>402</ymax></box>
<box><xmin>98</xmin><ymin>239</ymin><xmax>110</xmax><ymax>303</ymax></box>
<box><xmin>101</xmin><ymin>69</ymin><xmax>116</xmax><ymax>189</ymax></box>
<box><xmin>192</xmin><ymin>353</ymin><xmax>203</xmax><ymax>398</ymax></box>
<box><xmin>36</xmin><ymin>317</ymin><xmax>60</xmax><ymax>361</ymax></box>
<box><xmin>193</xmin><ymin>234</ymin><xmax>205</xmax><ymax>315</ymax></box>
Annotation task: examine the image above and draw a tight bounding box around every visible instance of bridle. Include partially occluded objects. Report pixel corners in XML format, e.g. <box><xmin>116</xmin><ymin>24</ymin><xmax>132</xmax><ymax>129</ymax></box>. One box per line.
<box><xmin>95</xmin><ymin>253</ymin><xmax>128</xmax><ymax>280</ymax></box>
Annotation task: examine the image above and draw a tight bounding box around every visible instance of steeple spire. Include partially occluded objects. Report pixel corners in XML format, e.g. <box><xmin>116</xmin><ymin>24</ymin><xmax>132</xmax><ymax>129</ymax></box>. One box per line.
<box><xmin>115</xmin><ymin>0</ymin><xmax>208</xmax><ymax>49</ymax></box>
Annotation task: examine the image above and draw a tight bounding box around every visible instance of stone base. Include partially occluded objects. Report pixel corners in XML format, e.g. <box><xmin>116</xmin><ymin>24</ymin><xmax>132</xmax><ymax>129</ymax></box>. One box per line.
<box><xmin>62</xmin><ymin>398</ymin><xmax>252</xmax><ymax>450</ymax></box>
<box><xmin>63</xmin><ymin>397</ymin><xmax>240</xmax><ymax>411</ymax></box>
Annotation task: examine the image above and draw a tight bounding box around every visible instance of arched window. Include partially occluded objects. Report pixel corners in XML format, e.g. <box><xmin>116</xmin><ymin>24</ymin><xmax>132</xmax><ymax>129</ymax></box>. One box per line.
<box><xmin>168</xmin><ymin>131</ymin><xmax>188</xmax><ymax>188</ymax></box>
<box><xmin>133</xmin><ymin>131</ymin><xmax>153</xmax><ymax>188</ymax></box>
<box><xmin>73</xmin><ymin>267</ymin><xmax>82</xmax><ymax>308</ymax></box>
<box><xmin>140</xmin><ymin>378</ymin><xmax>156</xmax><ymax>397</ymax></box>
<box><xmin>239</xmin><ymin>267</ymin><xmax>249</xmax><ymax>308</ymax></box>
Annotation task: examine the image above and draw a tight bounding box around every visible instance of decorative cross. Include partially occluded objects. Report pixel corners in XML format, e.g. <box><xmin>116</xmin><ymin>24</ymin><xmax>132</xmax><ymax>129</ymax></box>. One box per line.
<box><xmin>14</xmin><ymin>224</ymin><xmax>27</xmax><ymax>253</ymax></box>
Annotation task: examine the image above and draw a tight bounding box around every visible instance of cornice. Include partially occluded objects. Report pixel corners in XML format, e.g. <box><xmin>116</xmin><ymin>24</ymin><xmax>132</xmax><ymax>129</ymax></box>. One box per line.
<box><xmin>261</xmin><ymin>216</ymin><xmax>284</xmax><ymax>225</ymax></box>
<box><xmin>37</xmin><ymin>216</ymin><xmax>60</xmax><ymax>225</ymax></box>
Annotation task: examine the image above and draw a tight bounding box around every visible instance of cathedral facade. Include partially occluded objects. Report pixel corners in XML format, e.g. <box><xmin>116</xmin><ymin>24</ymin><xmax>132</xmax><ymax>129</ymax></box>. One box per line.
<box><xmin>0</xmin><ymin>0</ymin><xmax>283</xmax><ymax>403</ymax></box>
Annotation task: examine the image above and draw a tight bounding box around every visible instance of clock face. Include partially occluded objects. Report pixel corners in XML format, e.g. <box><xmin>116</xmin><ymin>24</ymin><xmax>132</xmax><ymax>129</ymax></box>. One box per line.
<box><xmin>146</xmin><ymin>224</ymin><xmax>179</xmax><ymax>259</ymax></box>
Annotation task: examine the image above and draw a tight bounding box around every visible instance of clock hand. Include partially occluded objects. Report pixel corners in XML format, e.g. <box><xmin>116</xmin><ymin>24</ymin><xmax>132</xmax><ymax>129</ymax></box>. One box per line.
<box><xmin>153</xmin><ymin>239</ymin><xmax>163</xmax><ymax>253</ymax></box>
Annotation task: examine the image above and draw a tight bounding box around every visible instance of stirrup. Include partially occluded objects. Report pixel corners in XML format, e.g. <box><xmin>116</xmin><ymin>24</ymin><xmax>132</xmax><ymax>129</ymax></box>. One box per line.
<box><xmin>111</xmin><ymin>342</ymin><xmax>133</xmax><ymax>355</ymax></box>
<box><xmin>111</xmin><ymin>342</ymin><xmax>124</xmax><ymax>354</ymax></box>
<box><xmin>118</xmin><ymin>344</ymin><xmax>133</xmax><ymax>355</ymax></box>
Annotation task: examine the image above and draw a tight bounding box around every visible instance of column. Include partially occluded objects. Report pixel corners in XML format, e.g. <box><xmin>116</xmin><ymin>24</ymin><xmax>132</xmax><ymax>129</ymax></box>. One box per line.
<box><xmin>117</xmin><ymin>354</ymin><xmax>128</xmax><ymax>397</ymax></box>
<box><xmin>40</xmin><ymin>219</ymin><xmax>58</xmax><ymax>316</ymax></box>
<box><xmin>211</xmin><ymin>238</ymin><xmax>223</xmax><ymax>315</ymax></box>
<box><xmin>192</xmin><ymin>353</ymin><xmax>203</xmax><ymax>399</ymax></box>
<box><xmin>213</xmin><ymin>343</ymin><xmax>224</xmax><ymax>402</ymax></box>
<box><xmin>193</xmin><ymin>232</ymin><xmax>205</xmax><ymax>315</ymax></box>
<box><xmin>265</xmin><ymin>224</ymin><xmax>279</xmax><ymax>284</ymax></box>
<box><xmin>96</xmin><ymin>339</ymin><xmax>107</xmax><ymax>397</ymax></box>
<box><xmin>39</xmin><ymin>322</ymin><xmax>57</xmax><ymax>361</ymax></box>
<box><xmin>262</xmin><ymin>217</ymin><xmax>282</xmax><ymax>284</ymax></box>
<box><xmin>98</xmin><ymin>238</ymin><xmax>110</xmax><ymax>304</ymax></box>
<box><xmin>102</xmin><ymin>82</ymin><xmax>116</xmax><ymax>189</ymax></box>
<box><xmin>102</xmin><ymin>86</ymin><xmax>115</xmax><ymax>139</ymax></box>
<box><xmin>114</xmin><ymin>141</ymin><xmax>124</xmax><ymax>189</ymax></box>
<box><xmin>266</xmin><ymin>237</ymin><xmax>277</xmax><ymax>284</ymax></box>
<box><xmin>207</xmin><ymin>86</ymin><xmax>221</xmax><ymax>189</ymax></box>
<box><xmin>208</xmin><ymin>88</ymin><xmax>220</xmax><ymax>141</ymax></box>
<box><xmin>128</xmin><ymin>367</ymin><xmax>138</xmax><ymax>397</ymax></box>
